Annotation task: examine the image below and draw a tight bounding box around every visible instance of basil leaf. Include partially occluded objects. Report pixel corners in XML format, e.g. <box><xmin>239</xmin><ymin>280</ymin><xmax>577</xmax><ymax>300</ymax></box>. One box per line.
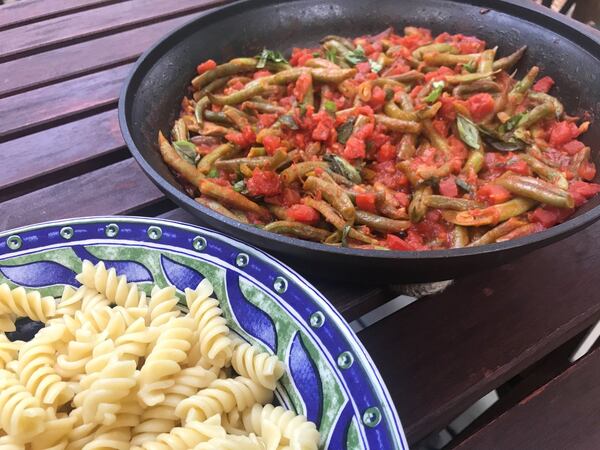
<box><xmin>207</xmin><ymin>168</ymin><xmax>219</xmax><ymax>178</ymax></box>
<box><xmin>503</xmin><ymin>113</ymin><xmax>524</xmax><ymax>132</ymax></box>
<box><xmin>369</xmin><ymin>59</ymin><xmax>383</xmax><ymax>73</ymax></box>
<box><xmin>463</xmin><ymin>60</ymin><xmax>477</xmax><ymax>73</ymax></box>
<box><xmin>336</xmin><ymin>118</ymin><xmax>356</xmax><ymax>145</ymax></box>
<box><xmin>478</xmin><ymin>127</ymin><xmax>527</xmax><ymax>152</ymax></box>
<box><xmin>344</xmin><ymin>45</ymin><xmax>367</xmax><ymax>66</ymax></box>
<box><xmin>312</xmin><ymin>52</ymin><xmax>321</xmax><ymax>57</ymax></box>
<box><xmin>424</xmin><ymin>80</ymin><xmax>445</xmax><ymax>103</ymax></box>
<box><xmin>256</xmin><ymin>48</ymin><xmax>287</xmax><ymax>69</ymax></box>
<box><xmin>341</xmin><ymin>224</ymin><xmax>352</xmax><ymax>247</ymax></box>
<box><xmin>173</xmin><ymin>140</ymin><xmax>197</xmax><ymax>165</ymax></box>
<box><xmin>456</xmin><ymin>114</ymin><xmax>481</xmax><ymax>149</ymax></box>
<box><xmin>325</xmin><ymin>47</ymin><xmax>337</xmax><ymax>63</ymax></box>
<box><xmin>323</xmin><ymin>100</ymin><xmax>337</xmax><ymax>113</ymax></box>
<box><xmin>277</xmin><ymin>114</ymin><xmax>299</xmax><ymax>130</ymax></box>
<box><xmin>384</xmin><ymin>88</ymin><xmax>394</xmax><ymax>101</ymax></box>
<box><xmin>323</xmin><ymin>153</ymin><xmax>362</xmax><ymax>184</ymax></box>
<box><xmin>232</xmin><ymin>180</ymin><xmax>247</xmax><ymax>193</ymax></box>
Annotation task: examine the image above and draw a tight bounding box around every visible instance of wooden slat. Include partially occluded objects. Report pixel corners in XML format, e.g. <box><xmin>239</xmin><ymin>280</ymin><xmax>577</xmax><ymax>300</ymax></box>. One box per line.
<box><xmin>0</xmin><ymin>64</ymin><xmax>130</xmax><ymax>140</ymax></box>
<box><xmin>0</xmin><ymin>0</ymin><xmax>226</xmax><ymax>61</ymax></box>
<box><xmin>0</xmin><ymin>110</ymin><xmax>123</xmax><ymax>196</ymax></box>
<box><xmin>0</xmin><ymin>14</ymin><xmax>195</xmax><ymax>97</ymax></box>
<box><xmin>0</xmin><ymin>0</ymin><xmax>115</xmax><ymax>31</ymax></box>
<box><xmin>359</xmin><ymin>220</ymin><xmax>600</xmax><ymax>444</ymax></box>
<box><xmin>453</xmin><ymin>347</ymin><xmax>600</xmax><ymax>449</ymax></box>
<box><xmin>0</xmin><ymin>159</ymin><xmax>163</xmax><ymax>230</ymax></box>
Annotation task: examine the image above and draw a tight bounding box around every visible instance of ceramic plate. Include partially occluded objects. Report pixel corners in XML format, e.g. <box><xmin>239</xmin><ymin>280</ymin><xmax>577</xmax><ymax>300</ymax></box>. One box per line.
<box><xmin>0</xmin><ymin>217</ymin><xmax>407</xmax><ymax>449</ymax></box>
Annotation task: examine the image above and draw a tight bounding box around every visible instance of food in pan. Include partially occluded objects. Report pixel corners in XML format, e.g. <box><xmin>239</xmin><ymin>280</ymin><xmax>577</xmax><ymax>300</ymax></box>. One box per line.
<box><xmin>0</xmin><ymin>261</ymin><xmax>320</xmax><ymax>449</ymax></box>
<box><xmin>158</xmin><ymin>27</ymin><xmax>600</xmax><ymax>250</ymax></box>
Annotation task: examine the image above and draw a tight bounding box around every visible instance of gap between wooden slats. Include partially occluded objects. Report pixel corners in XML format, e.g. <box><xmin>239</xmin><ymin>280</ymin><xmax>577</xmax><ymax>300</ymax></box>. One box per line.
<box><xmin>0</xmin><ymin>0</ymin><xmax>229</xmax><ymax>62</ymax></box>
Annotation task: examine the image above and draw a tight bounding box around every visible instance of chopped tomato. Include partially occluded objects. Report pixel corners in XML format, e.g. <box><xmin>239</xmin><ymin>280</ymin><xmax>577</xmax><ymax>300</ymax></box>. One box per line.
<box><xmin>467</xmin><ymin>93</ymin><xmax>495</xmax><ymax>122</ymax></box>
<box><xmin>507</xmin><ymin>159</ymin><xmax>531</xmax><ymax>176</ymax></box>
<box><xmin>439</xmin><ymin>176</ymin><xmax>458</xmax><ymax>197</ymax></box>
<box><xmin>356</xmin><ymin>62</ymin><xmax>372</xmax><ymax>74</ymax></box>
<box><xmin>456</xmin><ymin>36</ymin><xmax>485</xmax><ymax>54</ymax></box>
<box><xmin>569</xmin><ymin>181</ymin><xmax>600</xmax><ymax>206</ymax></box>
<box><xmin>294</xmin><ymin>72</ymin><xmax>312</xmax><ymax>102</ymax></box>
<box><xmin>477</xmin><ymin>184</ymin><xmax>511</xmax><ymax>204</ymax></box>
<box><xmin>369</xmin><ymin>86</ymin><xmax>386</xmax><ymax>110</ymax></box>
<box><xmin>395</xmin><ymin>192</ymin><xmax>410</xmax><ymax>207</ymax></box>
<box><xmin>287</xmin><ymin>204</ymin><xmax>320</xmax><ymax>224</ymax></box>
<box><xmin>225</xmin><ymin>131</ymin><xmax>251</xmax><ymax>148</ymax></box>
<box><xmin>374</xmin><ymin>161</ymin><xmax>408</xmax><ymax>190</ymax></box>
<box><xmin>257</xmin><ymin>113</ymin><xmax>278</xmax><ymax>128</ymax></box>
<box><xmin>562</xmin><ymin>139</ymin><xmax>585</xmax><ymax>155</ymax></box>
<box><xmin>385</xmin><ymin>60</ymin><xmax>410</xmax><ymax>75</ymax></box>
<box><xmin>263</xmin><ymin>135</ymin><xmax>281</xmax><ymax>155</ymax></box>
<box><xmin>549</xmin><ymin>121</ymin><xmax>580</xmax><ymax>147</ymax></box>
<box><xmin>290</xmin><ymin>47</ymin><xmax>314</xmax><ymax>66</ymax></box>
<box><xmin>578</xmin><ymin>161</ymin><xmax>596</xmax><ymax>181</ymax></box>
<box><xmin>439</xmin><ymin>94</ymin><xmax>458</xmax><ymax>121</ymax></box>
<box><xmin>281</xmin><ymin>187</ymin><xmax>301</xmax><ymax>207</ymax></box>
<box><xmin>424</xmin><ymin>66</ymin><xmax>455</xmax><ymax>82</ymax></box>
<box><xmin>196</xmin><ymin>59</ymin><xmax>216</xmax><ymax>74</ymax></box>
<box><xmin>385</xmin><ymin>234</ymin><xmax>414</xmax><ymax>251</ymax></box>
<box><xmin>533</xmin><ymin>76</ymin><xmax>555</xmax><ymax>93</ymax></box>
<box><xmin>312</xmin><ymin>117</ymin><xmax>334</xmax><ymax>141</ymax></box>
<box><xmin>530</xmin><ymin>207</ymin><xmax>563</xmax><ymax>228</ymax></box>
<box><xmin>376</xmin><ymin>142</ymin><xmax>396</xmax><ymax>162</ymax></box>
<box><xmin>343</xmin><ymin>136</ymin><xmax>366</xmax><ymax>159</ymax></box>
<box><xmin>356</xmin><ymin>193</ymin><xmax>378</xmax><ymax>213</ymax></box>
<box><xmin>246</xmin><ymin>169</ymin><xmax>282</xmax><ymax>197</ymax></box>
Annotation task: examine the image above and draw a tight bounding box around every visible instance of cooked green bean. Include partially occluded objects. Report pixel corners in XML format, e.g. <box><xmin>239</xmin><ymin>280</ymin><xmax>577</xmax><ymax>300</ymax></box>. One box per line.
<box><xmin>194</xmin><ymin>97</ymin><xmax>210</xmax><ymax>127</ymax></box>
<box><xmin>453</xmin><ymin>80</ymin><xmax>501</xmax><ymax>97</ymax></box>
<box><xmin>222</xmin><ymin>106</ymin><xmax>252</xmax><ymax>129</ymax></box>
<box><xmin>171</xmin><ymin>118</ymin><xmax>188</xmax><ymax>142</ymax></box>
<box><xmin>264</xmin><ymin>221</ymin><xmax>330</xmax><ymax>241</ymax></box>
<box><xmin>409</xmin><ymin>185</ymin><xmax>432</xmax><ymax>223</ymax></box>
<box><xmin>203</xmin><ymin>110</ymin><xmax>233</xmax><ymax>125</ymax></box>
<box><xmin>311</xmin><ymin>68</ymin><xmax>357</xmax><ymax>84</ymax></box>
<box><xmin>528</xmin><ymin>91</ymin><xmax>564</xmax><ymax>118</ymax></box>
<box><xmin>197</xmin><ymin>143</ymin><xmax>238</xmax><ymax>174</ymax></box>
<box><xmin>492</xmin><ymin>45</ymin><xmax>527</xmax><ymax>71</ymax></box>
<box><xmin>496</xmin><ymin>223</ymin><xmax>543</xmax><ymax>242</ymax></box>
<box><xmin>423</xmin><ymin>52</ymin><xmax>481</xmax><ymax>66</ymax></box>
<box><xmin>516</xmin><ymin>102</ymin><xmax>555</xmax><ymax>129</ymax></box>
<box><xmin>195</xmin><ymin>77</ymin><xmax>230</xmax><ymax>100</ymax></box>
<box><xmin>355</xmin><ymin>210</ymin><xmax>410</xmax><ymax>233</ymax></box>
<box><xmin>496</xmin><ymin>175</ymin><xmax>574</xmax><ymax>208</ymax></box>
<box><xmin>451</xmin><ymin>225</ymin><xmax>470</xmax><ymax>248</ymax></box>
<box><xmin>374</xmin><ymin>114</ymin><xmax>422</xmax><ymax>133</ymax></box>
<box><xmin>445</xmin><ymin>71</ymin><xmax>499</xmax><ymax>85</ymax></box>
<box><xmin>569</xmin><ymin>146</ymin><xmax>592</xmax><ymax>177</ymax></box>
<box><xmin>280</xmin><ymin>162</ymin><xmax>329</xmax><ymax>184</ymax></box>
<box><xmin>442</xmin><ymin>198</ymin><xmax>537</xmax><ymax>226</ymax></box>
<box><xmin>508</xmin><ymin>66</ymin><xmax>539</xmax><ymax>107</ymax></box>
<box><xmin>398</xmin><ymin>134</ymin><xmax>417</xmax><ymax>160</ymax></box>
<box><xmin>208</xmin><ymin>80</ymin><xmax>267</xmax><ymax>105</ymax></box>
<box><xmin>422</xmin><ymin>119</ymin><xmax>450</xmax><ymax>153</ymax></box>
<box><xmin>303</xmin><ymin>176</ymin><xmax>355</xmax><ymax>222</ymax></box>
<box><xmin>158</xmin><ymin>131</ymin><xmax>203</xmax><ymax>187</ymax></box>
<box><xmin>520</xmin><ymin>153</ymin><xmax>568</xmax><ymax>189</ymax></box>
<box><xmin>425</xmin><ymin>195</ymin><xmax>480</xmax><ymax>211</ymax></box>
<box><xmin>468</xmin><ymin>217</ymin><xmax>528</xmax><ymax>246</ymax></box>
<box><xmin>242</xmin><ymin>100</ymin><xmax>286</xmax><ymax>114</ymax></box>
<box><xmin>215</xmin><ymin>156</ymin><xmax>271</xmax><ymax>171</ymax></box>
<box><xmin>200</xmin><ymin>179</ymin><xmax>270</xmax><ymax>218</ymax></box>
<box><xmin>413</xmin><ymin>43</ymin><xmax>458</xmax><ymax>60</ymax></box>
<box><xmin>477</xmin><ymin>48</ymin><xmax>496</xmax><ymax>73</ymax></box>
<box><xmin>463</xmin><ymin>148</ymin><xmax>485</xmax><ymax>174</ymax></box>
<box><xmin>387</xmin><ymin>70</ymin><xmax>425</xmax><ymax>84</ymax></box>
<box><xmin>192</xmin><ymin>58</ymin><xmax>258</xmax><ymax>89</ymax></box>
<box><xmin>196</xmin><ymin>196</ymin><xmax>248</xmax><ymax>223</ymax></box>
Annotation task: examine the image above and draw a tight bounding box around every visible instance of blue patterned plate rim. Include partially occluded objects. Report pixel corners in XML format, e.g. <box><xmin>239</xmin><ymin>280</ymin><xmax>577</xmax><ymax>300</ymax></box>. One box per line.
<box><xmin>0</xmin><ymin>216</ymin><xmax>407</xmax><ymax>450</ymax></box>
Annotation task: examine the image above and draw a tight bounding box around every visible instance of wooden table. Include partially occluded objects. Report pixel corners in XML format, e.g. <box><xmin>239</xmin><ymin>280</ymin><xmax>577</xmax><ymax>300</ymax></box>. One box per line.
<box><xmin>1</xmin><ymin>1</ymin><xmax>599</xmax><ymax>448</ymax></box>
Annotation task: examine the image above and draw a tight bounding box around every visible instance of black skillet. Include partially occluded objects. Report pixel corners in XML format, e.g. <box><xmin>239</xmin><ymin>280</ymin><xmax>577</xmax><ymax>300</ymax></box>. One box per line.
<box><xmin>119</xmin><ymin>0</ymin><xmax>600</xmax><ymax>282</ymax></box>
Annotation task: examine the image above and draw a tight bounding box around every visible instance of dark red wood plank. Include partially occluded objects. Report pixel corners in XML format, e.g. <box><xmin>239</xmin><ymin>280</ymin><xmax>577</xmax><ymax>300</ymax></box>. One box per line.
<box><xmin>0</xmin><ymin>64</ymin><xmax>130</xmax><ymax>140</ymax></box>
<box><xmin>0</xmin><ymin>110</ymin><xmax>122</xmax><ymax>195</ymax></box>
<box><xmin>0</xmin><ymin>14</ymin><xmax>196</xmax><ymax>97</ymax></box>
<box><xmin>0</xmin><ymin>0</ymin><xmax>226</xmax><ymax>61</ymax></box>
<box><xmin>0</xmin><ymin>158</ymin><xmax>163</xmax><ymax>231</ymax></box>
<box><xmin>0</xmin><ymin>0</ymin><xmax>115</xmax><ymax>31</ymax></box>
<box><xmin>359</xmin><ymin>221</ymin><xmax>600</xmax><ymax>444</ymax></box>
<box><xmin>453</xmin><ymin>347</ymin><xmax>600</xmax><ymax>450</ymax></box>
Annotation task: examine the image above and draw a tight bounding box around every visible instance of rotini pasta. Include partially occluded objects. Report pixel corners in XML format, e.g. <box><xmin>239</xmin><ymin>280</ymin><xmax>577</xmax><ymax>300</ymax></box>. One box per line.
<box><xmin>193</xmin><ymin>433</ymin><xmax>266</xmax><ymax>450</ymax></box>
<box><xmin>146</xmin><ymin>286</ymin><xmax>180</xmax><ymax>328</ymax></box>
<box><xmin>31</xmin><ymin>410</ymin><xmax>76</xmax><ymax>450</ymax></box>
<box><xmin>0</xmin><ymin>334</ymin><xmax>22</xmax><ymax>370</ymax></box>
<box><xmin>0</xmin><ymin>284</ymin><xmax>55</xmax><ymax>323</ymax></box>
<box><xmin>0</xmin><ymin>314</ymin><xmax>16</xmax><ymax>333</ymax></box>
<box><xmin>134</xmin><ymin>414</ymin><xmax>226</xmax><ymax>450</ymax></box>
<box><xmin>231</xmin><ymin>339</ymin><xmax>285</xmax><ymax>390</ymax></box>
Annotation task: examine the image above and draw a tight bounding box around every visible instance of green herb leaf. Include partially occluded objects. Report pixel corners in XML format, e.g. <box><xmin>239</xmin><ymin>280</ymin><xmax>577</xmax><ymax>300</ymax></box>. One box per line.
<box><xmin>325</xmin><ymin>47</ymin><xmax>337</xmax><ymax>63</ymax></box>
<box><xmin>232</xmin><ymin>180</ymin><xmax>247</xmax><ymax>193</ymax></box>
<box><xmin>503</xmin><ymin>113</ymin><xmax>524</xmax><ymax>132</ymax></box>
<box><xmin>463</xmin><ymin>60</ymin><xmax>477</xmax><ymax>73</ymax></box>
<box><xmin>323</xmin><ymin>153</ymin><xmax>362</xmax><ymax>184</ymax></box>
<box><xmin>256</xmin><ymin>48</ymin><xmax>288</xmax><ymax>69</ymax></box>
<box><xmin>424</xmin><ymin>80</ymin><xmax>445</xmax><ymax>103</ymax></box>
<box><xmin>341</xmin><ymin>224</ymin><xmax>352</xmax><ymax>247</ymax></box>
<box><xmin>384</xmin><ymin>88</ymin><xmax>394</xmax><ymax>102</ymax></box>
<box><xmin>323</xmin><ymin>100</ymin><xmax>337</xmax><ymax>113</ymax></box>
<box><xmin>207</xmin><ymin>167</ymin><xmax>219</xmax><ymax>178</ymax></box>
<box><xmin>344</xmin><ymin>45</ymin><xmax>367</xmax><ymax>66</ymax></box>
<box><xmin>277</xmin><ymin>114</ymin><xmax>299</xmax><ymax>130</ymax></box>
<box><xmin>173</xmin><ymin>140</ymin><xmax>197</xmax><ymax>165</ymax></box>
<box><xmin>369</xmin><ymin>59</ymin><xmax>383</xmax><ymax>73</ymax></box>
<box><xmin>336</xmin><ymin>117</ymin><xmax>356</xmax><ymax>145</ymax></box>
<box><xmin>456</xmin><ymin>114</ymin><xmax>481</xmax><ymax>149</ymax></box>
<box><xmin>312</xmin><ymin>52</ymin><xmax>321</xmax><ymax>57</ymax></box>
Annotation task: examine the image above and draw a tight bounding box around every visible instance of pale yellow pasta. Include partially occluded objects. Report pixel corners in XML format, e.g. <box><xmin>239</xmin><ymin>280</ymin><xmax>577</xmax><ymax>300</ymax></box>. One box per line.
<box><xmin>31</xmin><ymin>410</ymin><xmax>76</xmax><ymax>450</ymax></box>
<box><xmin>114</xmin><ymin>317</ymin><xmax>157</xmax><ymax>363</ymax></box>
<box><xmin>231</xmin><ymin>339</ymin><xmax>285</xmax><ymax>390</ymax></box>
<box><xmin>0</xmin><ymin>334</ymin><xmax>22</xmax><ymax>370</ymax></box>
<box><xmin>193</xmin><ymin>433</ymin><xmax>266</xmax><ymax>450</ymax></box>
<box><xmin>55</xmin><ymin>327</ymin><xmax>96</xmax><ymax>382</ymax></box>
<box><xmin>185</xmin><ymin>279</ymin><xmax>233</xmax><ymax>367</ymax></box>
<box><xmin>65</xmin><ymin>407</ymin><xmax>99</xmax><ymax>450</ymax></box>
<box><xmin>16</xmin><ymin>324</ymin><xmax>74</xmax><ymax>407</ymax></box>
<box><xmin>0</xmin><ymin>284</ymin><xmax>56</xmax><ymax>323</ymax></box>
<box><xmin>0</xmin><ymin>369</ymin><xmax>46</xmax><ymax>442</ymax></box>
<box><xmin>175</xmin><ymin>376</ymin><xmax>273</xmax><ymax>424</ymax></box>
<box><xmin>0</xmin><ymin>434</ymin><xmax>25</xmax><ymax>450</ymax></box>
<box><xmin>146</xmin><ymin>286</ymin><xmax>180</xmax><ymax>327</ymax></box>
<box><xmin>76</xmin><ymin>260</ymin><xmax>147</xmax><ymax>308</ymax></box>
<box><xmin>138</xmin><ymin>317</ymin><xmax>194</xmax><ymax>407</ymax></box>
<box><xmin>0</xmin><ymin>314</ymin><xmax>16</xmax><ymax>333</ymax></box>
<box><xmin>135</xmin><ymin>414</ymin><xmax>226</xmax><ymax>450</ymax></box>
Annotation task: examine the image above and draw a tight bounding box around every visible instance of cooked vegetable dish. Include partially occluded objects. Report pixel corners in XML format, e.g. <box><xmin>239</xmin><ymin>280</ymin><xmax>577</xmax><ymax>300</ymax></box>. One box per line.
<box><xmin>158</xmin><ymin>27</ymin><xmax>600</xmax><ymax>250</ymax></box>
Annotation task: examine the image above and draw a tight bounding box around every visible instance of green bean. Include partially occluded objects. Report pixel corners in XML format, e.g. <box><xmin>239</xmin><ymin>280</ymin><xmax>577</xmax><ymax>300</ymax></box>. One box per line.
<box><xmin>386</xmin><ymin>70</ymin><xmax>425</xmax><ymax>84</ymax></box>
<box><xmin>508</xmin><ymin>66</ymin><xmax>539</xmax><ymax>106</ymax></box>
<box><xmin>417</xmin><ymin>162</ymin><xmax>452</xmax><ymax>181</ymax></box>
<box><xmin>453</xmin><ymin>80</ymin><xmax>501</xmax><ymax>98</ymax></box>
<box><xmin>355</xmin><ymin>210</ymin><xmax>410</xmax><ymax>233</ymax></box>
<box><xmin>303</xmin><ymin>176</ymin><xmax>355</xmax><ymax>222</ymax></box>
<box><xmin>268</xmin><ymin>205</ymin><xmax>289</xmax><ymax>221</ymax></box>
<box><xmin>202</xmin><ymin>122</ymin><xmax>237</xmax><ymax>137</ymax></box>
<box><xmin>321</xmin><ymin>40</ymin><xmax>352</xmax><ymax>68</ymax></box>
<box><xmin>445</xmin><ymin>71</ymin><xmax>499</xmax><ymax>85</ymax></box>
<box><xmin>264</xmin><ymin>61</ymin><xmax>293</xmax><ymax>72</ymax></box>
<box><xmin>311</xmin><ymin>68</ymin><xmax>357</xmax><ymax>84</ymax></box>
<box><xmin>280</xmin><ymin>162</ymin><xmax>328</xmax><ymax>184</ymax></box>
<box><xmin>492</xmin><ymin>46</ymin><xmax>527</xmax><ymax>71</ymax></box>
<box><xmin>171</xmin><ymin>118</ymin><xmax>188</xmax><ymax>142</ymax></box>
<box><xmin>301</xmin><ymin>73</ymin><xmax>314</xmax><ymax>106</ymax></box>
<box><xmin>442</xmin><ymin>198</ymin><xmax>537</xmax><ymax>226</ymax></box>
<box><xmin>374</xmin><ymin>114</ymin><xmax>422</xmax><ymax>134</ymax></box>
<box><xmin>197</xmin><ymin>143</ymin><xmax>238</xmax><ymax>174</ymax></box>
<box><xmin>423</xmin><ymin>52</ymin><xmax>481</xmax><ymax>66</ymax></box>
<box><xmin>203</xmin><ymin>110</ymin><xmax>233</xmax><ymax>125</ymax></box>
<box><xmin>267</xmin><ymin>68</ymin><xmax>305</xmax><ymax>85</ymax></box>
<box><xmin>409</xmin><ymin>186</ymin><xmax>432</xmax><ymax>223</ymax></box>
<box><xmin>528</xmin><ymin>91</ymin><xmax>564</xmax><ymax>118</ymax></box>
<box><xmin>321</xmin><ymin>35</ymin><xmax>356</xmax><ymax>50</ymax></box>
<box><xmin>397</xmin><ymin>161</ymin><xmax>420</xmax><ymax>187</ymax></box>
<box><xmin>569</xmin><ymin>146</ymin><xmax>591</xmax><ymax>177</ymax></box>
<box><xmin>384</xmin><ymin>101</ymin><xmax>414</xmax><ymax>120</ymax></box>
<box><xmin>396</xmin><ymin>91</ymin><xmax>415</xmax><ymax>112</ymax></box>
<box><xmin>192</xmin><ymin>58</ymin><xmax>257</xmax><ymax>89</ymax></box>
<box><xmin>343</xmin><ymin>189</ymin><xmax>385</xmax><ymax>205</ymax></box>
<box><xmin>215</xmin><ymin>156</ymin><xmax>271</xmax><ymax>171</ymax></box>
<box><xmin>468</xmin><ymin>217</ymin><xmax>528</xmax><ymax>246</ymax></box>
<box><xmin>413</xmin><ymin>43</ymin><xmax>458</xmax><ymax>60</ymax></box>
<box><xmin>196</xmin><ymin>196</ymin><xmax>248</xmax><ymax>223</ymax></box>
<box><xmin>496</xmin><ymin>222</ymin><xmax>543</xmax><ymax>242</ymax></box>
<box><xmin>242</xmin><ymin>100</ymin><xmax>286</xmax><ymax>114</ymax></box>
<box><xmin>477</xmin><ymin>48</ymin><xmax>496</xmax><ymax>73</ymax></box>
<box><xmin>222</xmin><ymin>105</ymin><xmax>252</xmax><ymax>129</ymax></box>
<box><xmin>398</xmin><ymin>134</ymin><xmax>417</xmax><ymax>160</ymax></box>
<box><xmin>200</xmin><ymin>179</ymin><xmax>270</xmax><ymax>219</ymax></box>
<box><xmin>422</xmin><ymin>119</ymin><xmax>450</xmax><ymax>154</ymax></box>
<box><xmin>264</xmin><ymin>221</ymin><xmax>330</xmax><ymax>242</ymax></box>
<box><xmin>520</xmin><ymin>153</ymin><xmax>568</xmax><ymax>189</ymax></box>
<box><xmin>158</xmin><ymin>131</ymin><xmax>203</xmax><ymax>187</ymax></box>
<box><xmin>463</xmin><ymin>148</ymin><xmax>485</xmax><ymax>174</ymax></box>
<box><xmin>195</xmin><ymin>77</ymin><xmax>229</xmax><ymax>100</ymax></box>
<box><xmin>425</xmin><ymin>195</ymin><xmax>480</xmax><ymax>211</ymax></box>
<box><xmin>268</xmin><ymin>149</ymin><xmax>290</xmax><ymax>171</ymax></box>
<box><xmin>496</xmin><ymin>175</ymin><xmax>574</xmax><ymax>208</ymax></box>
<box><xmin>208</xmin><ymin>80</ymin><xmax>266</xmax><ymax>105</ymax></box>
<box><xmin>194</xmin><ymin>97</ymin><xmax>210</xmax><ymax>128</ymax></box>
<box><xmin>451</xmin><ymin>225</ymin><xmax>470</xmax><ymax>248</ymax></box>
<box><xmin>516</xmin><ymin>102</ymin><xmax>555</xmax><ymax>129</ymax></box>
<box><xmin>304</xmin><ymin>58</ymin><xmax>340</xmax><ymax>69</ymax></box>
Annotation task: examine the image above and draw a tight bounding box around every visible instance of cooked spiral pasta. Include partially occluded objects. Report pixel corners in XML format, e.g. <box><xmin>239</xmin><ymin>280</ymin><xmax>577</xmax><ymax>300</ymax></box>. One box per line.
<box><xmin>0</xmin><ymin>434</ymin><xmax>25</xmax><ymax>450</ymax></box>
<box><xmin>138</xmin><ymin>317</ymin><xmax>194</xmax><ymax>406</ymax></box>
<box><xmin>175</xmin><ymin>376</ymin><xmax>273</xmax><ymax>423</ymax></box>
<box><xmin>193</xmin><ymin>433</ymin><xmax>266</xmax><ymax>450</ymax></box>
<box><xmin>30</xmin><ymin>410</ymin><xmax>76</xmax><ymax>450</ymax></box>
<box><xmin>0</xmin><ymin>284</ymin><xmax>56</xmax><ymax>323</ymax></box>
<box><xmin>135</xmin><ymin>414</ymin><xmax>226</xmax><ymax>450</ymax></box>
<box><xmin>16</xmin><ymin>324</ymin><xmax>74</xmax><ymax>407</ymax></box>
<box><xmin>240</xmin><ymin>404</ymin><xmax>320</xmax><ymax>450</ymax></box>
<box><xmin>65</xmin><ymin>407</ymin><xmax>99</xmax><ymax>450</ymax></box>
<box><xmin>0</xmin><ymin>314</ymin><xmax>16</xmax><ymax>333</ymax></box>
<box><xmin>76</xmin><ymin>260</ymin><xmax>147</xmax><ymax>308</ymax></box>
<box><xmin>55</xmin><ymin>327</ymin><xmax>96</xmax><ymax>381</ymax></box>
<box><xmin>114</xmin><ymin>317</ymin><xmax>157</xmax><ymax>362</ymax></box>
<box><xmin>0</xmin><ymin>333</ymin><xmax>22</xmax><ymax>370</ymax></box>
<box><xmin>146</xmin><ymin>286</ymin><xmax>180</xmax><ymax>327</ymax></box>
<box><xmin>0</xmin><ymin>368</ymin><xmax>46</xmax><ymax>442</ymax></box>
<box><xmin>185</xmin><ymin>280</ymin><xmax>232</xmax><ymax>367</ymax></box>
<box><xmin>231</xmin><ymin>339</ymin><xmax>285</xmax><ymax>390</ymax></box>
